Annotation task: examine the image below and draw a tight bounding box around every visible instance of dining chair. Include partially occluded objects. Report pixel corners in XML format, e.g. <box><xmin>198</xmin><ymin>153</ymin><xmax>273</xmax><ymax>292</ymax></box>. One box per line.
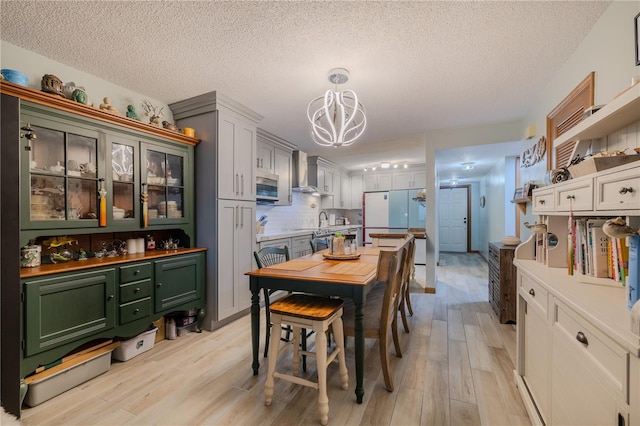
<box><xmin>397</xmin><ymin>236</ymin><xmax>415</xmax><ymax>333</ymax></box>
<box><xmin>254</xmin><ymin>246</ymin><xmax>291</xmax><ymax>358</ymax></box>
<box><xmin>310</xmin><ymin>237</ymin><xmax>329</xmax><ymax>253</ymax></box>
<box><xmin>342</xmin><ymin>246</ymin><xmax>407</xmax><ymax>392</ymax></box>
<box><xmin>264</xmin><ymin>294</ymin><xmax>348</xmax><ymax>425</ymax></box>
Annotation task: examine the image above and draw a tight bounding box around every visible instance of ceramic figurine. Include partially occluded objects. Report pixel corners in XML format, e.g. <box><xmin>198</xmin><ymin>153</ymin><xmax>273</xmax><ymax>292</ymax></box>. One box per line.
<box><xmin>99</xmin><ymin>97</ymin><xmax>120</xmax><ymax>115</ymax></box>
<box><xmin>602</xmin><ymin>217</ymin><xmax>639</xmax><ymax>238</ymax></box>
<box><xmin>126</xmin><ymin>105</ymin><xmax>140</xmax><ymax>120</ymax></box>
<box><xmin>72</xmin><ymin>88</ymin><xmax>88</xmax><ymax>104</ymax></box>
<box><xmin>162</xmin><ymin>120</ymin><xmax>178</xmax><ymax>132</ymax></box>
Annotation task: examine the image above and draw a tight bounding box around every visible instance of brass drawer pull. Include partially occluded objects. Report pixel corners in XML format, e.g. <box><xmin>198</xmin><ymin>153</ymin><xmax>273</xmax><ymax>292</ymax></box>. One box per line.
<box><xmin>619</xmin><ymin>187</ymin><xmax>634</xmax><ymax>194</ymax></box>
<box><xmin>528</xmin><ymin>288</ymin><xmax>535</xmax><ymax>297</ymax></box>
<box><xmin>539</xmin><ymin>200</ymin><xmax>545</xmax><ymax>205</ymax></box>
<box><xmin>576</xmin><ymin>331</ymin><xmax>588</xmax><ymax>346</ymax></box>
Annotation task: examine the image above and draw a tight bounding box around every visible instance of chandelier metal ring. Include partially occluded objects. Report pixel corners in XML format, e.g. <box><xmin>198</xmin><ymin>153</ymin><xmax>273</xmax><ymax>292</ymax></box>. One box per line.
<box><xmin>307</xmin><ymin>68</ymin><xmax>367</xmax><ymax>147</ymax></box>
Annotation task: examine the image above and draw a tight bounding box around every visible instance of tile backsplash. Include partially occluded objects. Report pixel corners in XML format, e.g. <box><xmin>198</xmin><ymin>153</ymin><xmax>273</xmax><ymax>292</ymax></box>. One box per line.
<box><xmin>256</xmin><ymin>193</ymin><xmax>362</xmax><ymax>233</ymax></box>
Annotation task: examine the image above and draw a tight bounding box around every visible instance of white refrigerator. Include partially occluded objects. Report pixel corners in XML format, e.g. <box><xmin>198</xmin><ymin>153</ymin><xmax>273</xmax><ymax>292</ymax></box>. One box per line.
<box><xmin>363</xmin><ymin>190</ymin><xmax>427</xmax><ymax>264</ymax></box>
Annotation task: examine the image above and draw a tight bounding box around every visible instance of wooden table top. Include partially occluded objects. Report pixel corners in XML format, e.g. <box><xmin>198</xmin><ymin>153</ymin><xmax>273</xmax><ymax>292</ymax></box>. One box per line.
<box><xmin>246</xmin><ymin>250</ymin><xmax>379</xmax><ymax>286</ymax></box>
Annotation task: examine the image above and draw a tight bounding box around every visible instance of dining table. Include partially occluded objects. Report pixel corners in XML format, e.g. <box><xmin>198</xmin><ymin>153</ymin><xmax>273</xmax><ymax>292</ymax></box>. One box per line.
<box><xmin>245</xmin><ymin>247</ymin><xmax>384</xmax><ymax>404</ymax></box>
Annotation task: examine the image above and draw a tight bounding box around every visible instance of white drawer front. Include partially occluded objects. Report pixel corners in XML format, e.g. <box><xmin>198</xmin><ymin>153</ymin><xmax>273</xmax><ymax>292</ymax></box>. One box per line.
<box><xmin>520</xmin><ymin>273</ymin><xmax>548</xmax><ymax>317</ymax></box>
<box><xmin>596</xmin><ymin>167</ymin><xmax>640</xmax><ymax>211</ymax></box>
<box><xmin>554</xmin><ymin>301</ymin><xmax>628</xmax><ymax>401</ymax></box>
<box><xmin>556</xmin><ymin>180</ymin><xmax>593</xmax><ymax>211</ymax></box>
<box><xmin>532</xmin><ymin>188</ymin><xmax>555</xmax><ymax>213</ymax></box>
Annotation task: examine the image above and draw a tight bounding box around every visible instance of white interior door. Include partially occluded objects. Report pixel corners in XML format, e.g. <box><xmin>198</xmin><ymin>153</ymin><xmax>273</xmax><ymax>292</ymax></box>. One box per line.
<box><xmin>439</xmin><ymin>187</ymin><xmax>468</xmax><ymax>252</ymax></box>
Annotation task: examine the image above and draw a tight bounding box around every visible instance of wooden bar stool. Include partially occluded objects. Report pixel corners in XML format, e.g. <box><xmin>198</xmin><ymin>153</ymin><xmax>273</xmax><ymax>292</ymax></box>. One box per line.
<box><xmin>264</xmin><ymin>294</ymin><xmax>348</xmax><ymax>425</ymax></box>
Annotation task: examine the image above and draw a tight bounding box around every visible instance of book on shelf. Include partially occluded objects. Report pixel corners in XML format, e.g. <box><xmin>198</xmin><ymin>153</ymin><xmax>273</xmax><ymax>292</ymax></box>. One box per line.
<box><xmin>568</xmin><ymin>217</ymin><xmax>628</xmax><ymax>282</ymax></box>
<box><xmin>628</xmin><ymin>236</ymin><xmax>639</xmax><ymax>310</ymax></box>
<box><xmin>590</xmin><ymin>225</ymin><xmax>609</xmax><ymax>278</ymax></box>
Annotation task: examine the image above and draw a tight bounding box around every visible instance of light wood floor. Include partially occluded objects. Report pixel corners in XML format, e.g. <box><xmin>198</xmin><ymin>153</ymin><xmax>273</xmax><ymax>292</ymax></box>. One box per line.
<box><xmin>20</xmin><ymin>252</ymin><xmax>530</xmax><ymax>425</ymax></box>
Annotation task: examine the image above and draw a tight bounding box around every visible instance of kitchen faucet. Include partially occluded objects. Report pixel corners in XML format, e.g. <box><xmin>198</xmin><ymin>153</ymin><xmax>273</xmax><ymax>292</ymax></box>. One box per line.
<box><xmin>319</xmin><ymin>211</ymin><xmax>328</xmax><ymax>227</ymax></box>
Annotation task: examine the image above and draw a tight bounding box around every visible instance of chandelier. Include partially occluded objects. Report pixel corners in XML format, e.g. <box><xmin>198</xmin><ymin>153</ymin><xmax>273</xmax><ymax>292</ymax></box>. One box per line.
<box><xmin>307</xmin><ymin>68</ymin><xmax>367</xmax><ymax>147</ymax></box>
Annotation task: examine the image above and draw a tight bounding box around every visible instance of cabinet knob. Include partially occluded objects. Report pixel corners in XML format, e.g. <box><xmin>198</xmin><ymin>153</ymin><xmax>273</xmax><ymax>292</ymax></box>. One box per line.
<box><xmin>566</xmin><ymin>195</ymin><xmax>575</xmax><ymax>200</ymax></box>
<box><xmin>619</xmin><ymin>187</ymin><xmax>633</xmax><ymax>194</ymax></box>
<box><xmin>576</xmin><ymin>331</ymin><xmax>589</xmax><ymax>346</ymax></box>
<box><xmin>107</xmin><ymin>294</ymin><xmax>114</xmax><ymax>301</ymax></box>
<box><xmin>134</xmin><ymin>308</ymin><xmax>140</xmax><ymax>314</ymax></box>
<box><xmin>134</xmin><ymin>269</ymin><xmax>140</xmax><ymax>275</ymax></box>
<box><xmin>528</xmin><ymin>288</ymin><xmax>535</xmax><ymax>297</ymax></box>
<box><xmin>539</xmin><ymin>200</ymin><xmax>545</xmax><ymax>205</ymax></box>
<box><xmin>157</xmin><ymin>282</ymin><xmax>162</xmax><ymax>288</ymax></box>
<box><xmin>135</xmin><ymin>287</ymin><xmax>141</xmax><ymax>293</ymax></box>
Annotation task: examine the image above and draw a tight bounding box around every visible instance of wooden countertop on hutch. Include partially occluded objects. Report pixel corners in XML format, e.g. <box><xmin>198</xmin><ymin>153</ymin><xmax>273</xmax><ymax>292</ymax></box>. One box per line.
<box><xmin>21</xmin><ymin>247</ymin><xmax>207</xmax><ymax>279</ymax></box>
<box><xmin>0</xmin><ymin>80</ymin><xmax>200</xmax><ymax>146</ymax></box>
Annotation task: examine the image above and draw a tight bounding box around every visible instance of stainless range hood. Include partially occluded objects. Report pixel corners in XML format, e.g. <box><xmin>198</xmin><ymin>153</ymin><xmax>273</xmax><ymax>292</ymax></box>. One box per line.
<box><xmin>292</xmin><ymin>150</ymin><xmax>320</xmax><ymax>194</ymax></box>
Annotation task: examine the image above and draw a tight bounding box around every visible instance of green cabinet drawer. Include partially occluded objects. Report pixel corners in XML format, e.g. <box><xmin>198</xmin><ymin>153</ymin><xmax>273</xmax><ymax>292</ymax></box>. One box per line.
<box><xmin>119</xmin><ymin>298</ymin><xmax>152</xmax><ymax>325</ymax></box>
<box><xmin>119</xmin><ymin>262</ymin><xmax>152</xmax><ymax>283</ymax></box>
<box><xmin>119</xmin><ymin>279</ymin><xmax>152</xmax><ymax>304</ymax></box>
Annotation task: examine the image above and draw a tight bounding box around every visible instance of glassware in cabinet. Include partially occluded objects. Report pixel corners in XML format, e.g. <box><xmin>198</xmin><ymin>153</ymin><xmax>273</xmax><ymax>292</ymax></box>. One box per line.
<box><xmin>110</xmin><ymin>141</ymin><xmax>137</xmax><ymax>221</ymax></box>
<box><xmin>24</xmin><ymin>123</ymin><xmax>99</xmax><ymax>227</ymax></box>
<box><xmin>142</xmin><ymin>144</ymin><xmax>186</xmax><ymax>223</ymax></box>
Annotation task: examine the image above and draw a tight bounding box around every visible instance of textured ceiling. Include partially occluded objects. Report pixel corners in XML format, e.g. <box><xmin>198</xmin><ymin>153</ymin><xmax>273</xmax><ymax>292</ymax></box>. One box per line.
<box><xmin>0</xmin><ymin>1</ymin><xmax>611</xmax><ymax>177</ymax></box>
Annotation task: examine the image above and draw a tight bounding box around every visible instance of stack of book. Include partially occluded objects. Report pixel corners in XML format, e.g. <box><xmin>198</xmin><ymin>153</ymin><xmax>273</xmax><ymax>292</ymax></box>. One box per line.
<box><xmin>568</xmin><ymin>218</ymin><xmax>629</xmax><ymax>283</ymax></box>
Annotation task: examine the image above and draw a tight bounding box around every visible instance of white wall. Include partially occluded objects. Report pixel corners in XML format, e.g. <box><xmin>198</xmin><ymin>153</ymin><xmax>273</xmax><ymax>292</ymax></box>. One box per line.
<box><xmin>0</xmin><ymin>42</ymin><xmax>172</xmax><ymax>122</ymax></box>
<box><xmin>425</xmin><ymin>120</ymin><xmax>523</xmax><ymax>288</ymax></box>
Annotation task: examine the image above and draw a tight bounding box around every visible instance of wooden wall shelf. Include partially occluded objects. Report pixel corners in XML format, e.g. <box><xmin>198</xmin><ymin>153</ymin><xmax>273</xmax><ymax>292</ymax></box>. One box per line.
<box><xmin>0</xmin><ymin>80</ymin><xmax>200</xmax><ymax>146</ymax></box>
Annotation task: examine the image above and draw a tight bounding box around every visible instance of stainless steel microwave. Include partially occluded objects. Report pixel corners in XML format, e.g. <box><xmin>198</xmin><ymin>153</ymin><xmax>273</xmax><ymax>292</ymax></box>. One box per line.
<box><xmin>256</xmin><ymin>171</ymin><xmax>279</xmax><ymax>204</ymax></box>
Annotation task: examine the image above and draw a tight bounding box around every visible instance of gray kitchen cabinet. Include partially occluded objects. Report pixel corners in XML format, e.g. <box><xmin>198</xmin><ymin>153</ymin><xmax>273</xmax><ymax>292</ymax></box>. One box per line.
<box><xmin>350</xmin><ymin>175</ymin><xmax>363</xmax><ymax>209</ymax></box>
<box><xmin>217</xmin><ymin>109</ymin><xmax>257</xmax><ymax>201</ymax></box>
<box><xmin>257</xmin><ymin>129</ymin><xmax>295</xmax><ymax>206</ymax></box>
<box><xmin>217</xmin><ymin>200</ymin><xmax>255</xmax><ymax>321</ymax></box>
<box><xmin>256</xmin><ymin>139</ymin><xmax>275</xmax><ymax>173</ymax></box>
<box><xmin>291</xmin><ymin>235</ymin><xmax>312</xmax><ymax>258</ymax></box>
<box><xmin>171</xmin><ymin>91</ymin><xmax>262</xmax><ymax>329</ymax></box>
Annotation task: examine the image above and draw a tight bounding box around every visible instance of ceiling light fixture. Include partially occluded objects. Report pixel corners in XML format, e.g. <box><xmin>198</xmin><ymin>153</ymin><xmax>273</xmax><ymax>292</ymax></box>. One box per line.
<box><xmin>307</xmin><ymin>68</ymin><xmax>367</xmax><ymax>148</ymax></box>
<box><xmin>380</xmin><ymin>162</ymin><xmax>391</xmax><ymax>169</ymax></box>
<box><xmin>451</xmin><ymin>179</ymin><xmax>459</xmax><ymax>185</ymax></box>
<box><xmin>462</xmin><ymin>162</ymin><xmax>474</xmax><ymax>170</ymax></box>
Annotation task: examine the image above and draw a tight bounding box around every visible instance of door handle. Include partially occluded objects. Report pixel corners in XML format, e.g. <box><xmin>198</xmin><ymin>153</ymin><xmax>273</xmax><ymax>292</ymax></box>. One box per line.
<box><xmin>235</xmin><ymin>174</ymin><xmax>239</xmax><ymax>195</ymax></box>
<box><xmin>240</xmin><ymin>173</ymin><xmax>244</xmax><ymax>196</ymax></box>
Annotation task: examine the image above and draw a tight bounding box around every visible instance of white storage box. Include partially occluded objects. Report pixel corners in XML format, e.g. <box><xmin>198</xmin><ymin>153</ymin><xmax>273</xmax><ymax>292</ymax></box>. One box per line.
<box><xmin>24</xmin><ymin>349</ymin><xmax>113</xmax><ymax>407</ymax></box>
<box><xmin>112</xmin><ymin>327</ymin><xmax>158</xmax><ymax>362</ymax></box>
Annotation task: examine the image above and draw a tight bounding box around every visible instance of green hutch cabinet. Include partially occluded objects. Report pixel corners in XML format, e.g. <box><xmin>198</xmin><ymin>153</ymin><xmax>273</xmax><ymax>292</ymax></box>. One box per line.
<box><xmin>0</xmin><ymin>82</ymin><xmax>207</xmax><ymax>387</ymax></box>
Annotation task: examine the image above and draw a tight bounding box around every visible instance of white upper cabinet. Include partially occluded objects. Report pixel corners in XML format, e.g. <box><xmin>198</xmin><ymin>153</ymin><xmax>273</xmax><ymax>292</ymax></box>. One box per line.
<box><xmin>392</xmin><ymin>169</ymin><xmax>427</xmax><ymax>190</ymax></box>
<box><xmin>363</xmin><ymin>172</ymin><xmax>392</xmax><ymax>192</ymax></box>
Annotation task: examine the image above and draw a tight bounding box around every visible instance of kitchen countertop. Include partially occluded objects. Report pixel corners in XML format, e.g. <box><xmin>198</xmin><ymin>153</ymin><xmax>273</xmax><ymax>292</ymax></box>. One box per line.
<box><xmin>256</xmin><ymin>225</ymin><xmax>362</xmax><ymax>243</ymax></box>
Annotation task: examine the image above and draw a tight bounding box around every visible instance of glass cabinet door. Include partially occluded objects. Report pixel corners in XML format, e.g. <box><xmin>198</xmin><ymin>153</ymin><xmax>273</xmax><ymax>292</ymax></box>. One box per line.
<box><xmin>143</xmin><ymin>145</ymin><xmax>186</xmax><ymax>223</ymax></box>
<box><xmin>110</xmin><ymin>140</ymin><xmax>137</xmax><ymax>222</ymax></box>
<box><xmin>25</xmin><ymin>124</ymin><xmax>99</xmax><ymax>228</ymax></box>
